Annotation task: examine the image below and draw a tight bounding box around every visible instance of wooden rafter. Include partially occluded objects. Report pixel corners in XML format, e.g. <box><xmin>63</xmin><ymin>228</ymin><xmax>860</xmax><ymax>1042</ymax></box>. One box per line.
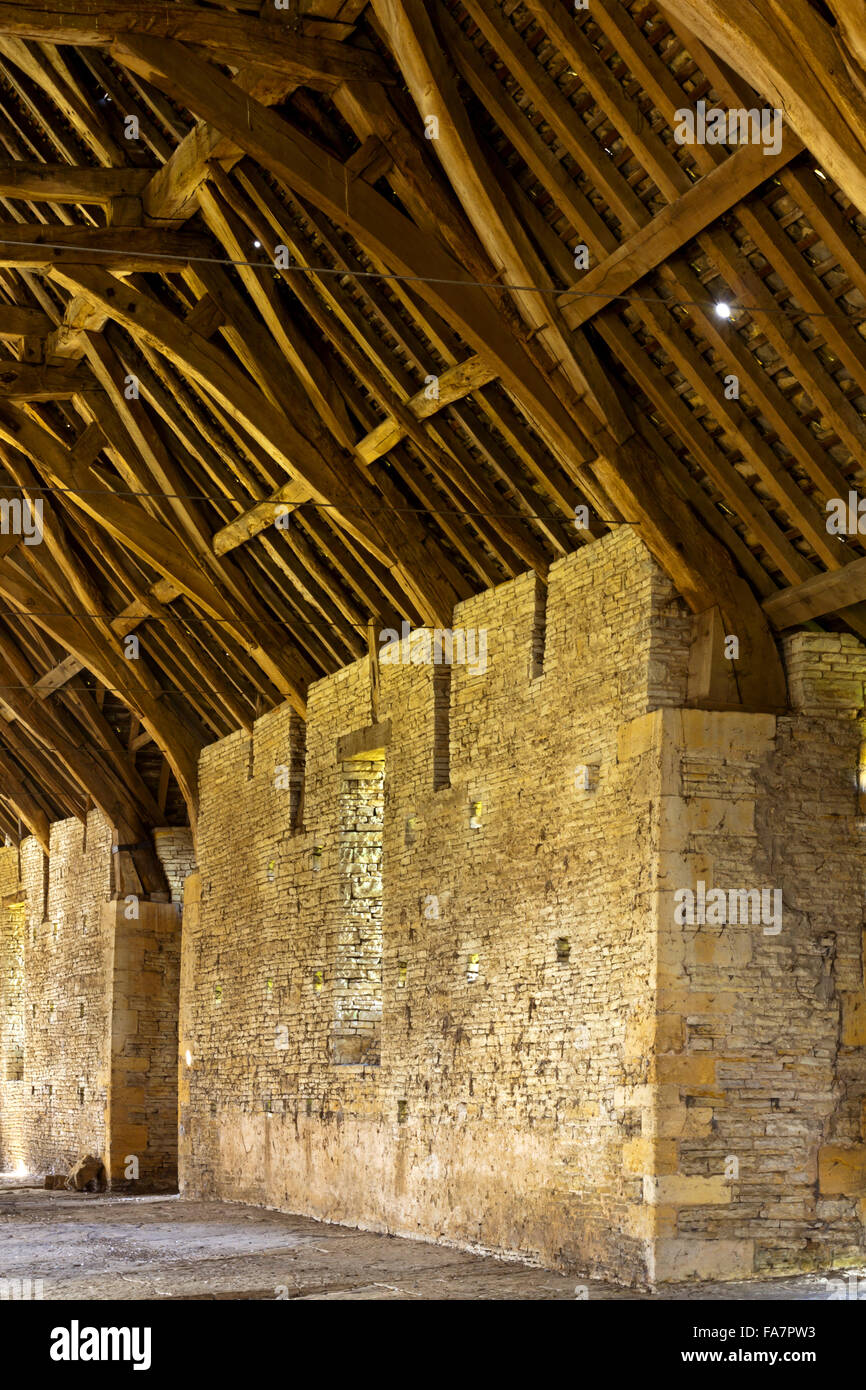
<box><xmin>0</xmin><ymin>0</ymin><xmax>859</xmax><ymax>841</ymax></box>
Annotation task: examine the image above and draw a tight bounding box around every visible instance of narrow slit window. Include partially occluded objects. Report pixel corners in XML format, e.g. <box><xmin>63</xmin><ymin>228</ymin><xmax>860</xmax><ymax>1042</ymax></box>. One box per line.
<box><xmin>333</xmin><ymin>750</ymin><xmax>385</xmax><ymax>1065</ymax></box>
<box><xmin>432</xmin><ymin>666</ymin><xmax>451</xmax><ymax>790</ymax></box>
<box><xmin>530</xmin><ymin>576</ymin><xmax>548</xmax><ymax>680</ymax></box>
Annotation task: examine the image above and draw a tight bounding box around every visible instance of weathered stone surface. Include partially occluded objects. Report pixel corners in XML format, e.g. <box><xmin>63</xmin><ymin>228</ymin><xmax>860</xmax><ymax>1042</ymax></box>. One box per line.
<box><xmin>819</xmin><ymin>1145</ymin><xmax>866</xmax><ymax>1196</ymax></box>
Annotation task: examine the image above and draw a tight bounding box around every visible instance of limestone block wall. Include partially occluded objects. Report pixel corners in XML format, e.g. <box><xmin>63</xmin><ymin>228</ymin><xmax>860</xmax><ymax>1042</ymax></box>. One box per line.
<box><xmin>1</xmin><ymin>811</ymin><xmax>115</xmax><ymax>1174</ymax></box>
<box><xmin>2</xmin><ymin>524</ymin><xmax>862</xmax><ymax>1282</ymax></box>
<box><xmin>181</xmin><ymin>531</ymin><xmax>692</xmax><ymax>1284</ymax></box>
<box><xmin>637</xmin><ymin>636</ymin><xmax>866</xmax><ymax>1282</ymax></box>
<box><xmin>0</xmin><ymin>846</ymin><xmax>25</xmax><ymax>1168</ymax></box>
<box><xmin>0</xmin><ymin>808</ymin><xmax>182</xmax><ymax>1186</ymax></box>
<box><xmin>153</xmin><ymin>828</ymin><xmax>196</xmax><ymax>905</ymax></box>
<box><xmin>104</xmin><ymin>899</ymin><xmax>181</xmax><ymax>1190</ymax></box>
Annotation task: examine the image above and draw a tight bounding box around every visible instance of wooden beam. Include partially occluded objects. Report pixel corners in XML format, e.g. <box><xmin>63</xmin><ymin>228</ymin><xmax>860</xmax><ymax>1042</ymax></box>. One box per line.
<box><xmin>454</xmin><ymin>0</ymin><xmax>646</xmax><ymax>231</ymax></box>
<box><xmin>0</xmin><ymin>749</ymin><xmax>49</xmax><ymax>851</ymax></box>
<box><xmin>0</xmin><ymin>35</ymin><xmax>124</xmax><ymax>166</ymax></box>
<box><xmin>556</xmin><ymin>138</ymin><xmax>796</xmax><ymax>329</ymax></box>
<box><xmin>0</xmin><ymin>638</ymin><xmax>167</xmax><ymax>889</ymax></box>
<box><xmin>196</xmin><ymin>181</ymin><xmax>355</xmax><ymax>449</ymax></box>
<box><xmin>661</xmin><ymin>0</ymin><xmax>866</xmax><ymax>217</ymax></box>
<box><xmin>0</xmin><ymin>360</ymin><xmax>93</xmax><ymax>399</ymax></box>
<box><xmin>0</xmin><ymin>2</ymin><xmax>393</xmax><ymax>88</ymax></box>
<box><xmin>0</xmin><ymin>222</ymin><xmax>212</xmax><ymax>269</ymax></box>
<box><xmin>0</xmin><ymin>402</ymin><xmax>311</xmax><ymax>713</ymax></box>
<box><xmin>157</xmin><ymin>756</ymin><xmax>170</xmax><ymax>816</ymax></box>
<box><xmin>358</xmin><ymin>356</ymin><xmax>497</xmax><ymax>462</ymax></box>
<box><xmin>108</xmin><ymin>33</ymin><xmax>598</xmax><ymax>474</ymax></box>
<box><xmin>0</xmin><ymin>303</ymin><xmax>51</xmax><ymax>337</ymax></box>
<box><xmin>33</xmin><ymin>651</ymin><xmax>81</xmax><ymax>697</ymax></box>
<box><xmin>211</xmin><ymin>353</ymin><xmax>496</xmax><ymax>555</ymax></box>
<box><xmin>588</xmin><ymin>432</ymin><xmax>787</xmax><ymax>710</ymax></box>
<box><xmin>596</xmin><ymin>312</ymin><xmax>817</xmax><ymax>587</ymax></box>
<box><xmin>48</xmin><ymin>264</ymin><xmax>403</xmax><ymax>573</ymax></box>
<box><xmin>0</xmin><ymin>161</ymin><xmax>155</xmax><ymax>204</ymax></box>
<box><xmin>0</xmin><ymin>557</ymin><xmax>203</xmax><ymax>828</ymax></box>
<box><xmin>62</xmin><ymin>687</ymin><xmax>164</xmax><ymax>827</ymax></box>
<box><xmin>763</xmin><ymin>558</ymin><xmax>866</xmax><ymax>629</ymax></box>
<box><xmin>0</xmin><ymin>404</ymin><xmax>238</xmax><ymax>616</ymax></box>
<box><xmin>371</xmin><ymin>0</ymin><xmax>596</xmax><ymax>412</ymax></box>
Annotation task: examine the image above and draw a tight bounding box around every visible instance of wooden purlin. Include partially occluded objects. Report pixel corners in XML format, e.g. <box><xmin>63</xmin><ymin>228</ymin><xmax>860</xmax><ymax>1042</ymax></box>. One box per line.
<box><xmin>659</xmin><ymin>0</ymin><xmax>866</xmax><ymax>218</ymax></box>
<box><xmin>452</xmin><ymin>1</ymin><xmax>866</xmax><ymax>629</ymax></box>
<box><xmin>366</xmin><ymin>1</ymin><xmax>786</xmax><ymax>705</ymax></box>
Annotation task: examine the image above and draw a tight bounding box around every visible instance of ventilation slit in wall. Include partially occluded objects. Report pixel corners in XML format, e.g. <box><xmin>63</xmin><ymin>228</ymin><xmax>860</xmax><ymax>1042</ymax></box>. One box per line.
<box><xmin>333</xmin><ymin>751</ymin><xmax>385</xmax><ymax>1066</ymax></box>
<box><xmin>290</xmin><ymin>714</ymin><xmax>306</xmax><ymax>830</ymax></box>
<box><xmin>432</xmin><ymin>665</ymin><xmax>451</xmax><ymax>790</ymax></box>
<box><xmin>530</xmin><ymin>576</ymin><xmax>548</xmax><ymax>680</ymax></box>
<box><xmin>41</xmin><ymin>851</ymin><xmax>49</xmax><ymax>920</ymax></box>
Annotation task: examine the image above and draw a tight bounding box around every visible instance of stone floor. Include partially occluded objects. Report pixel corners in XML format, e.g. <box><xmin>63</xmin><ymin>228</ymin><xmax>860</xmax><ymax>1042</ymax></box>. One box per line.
<box><xmin>0</xmin><ymin>1178</ymin><xmax>862</xmax><ymax>1300</ymax></box>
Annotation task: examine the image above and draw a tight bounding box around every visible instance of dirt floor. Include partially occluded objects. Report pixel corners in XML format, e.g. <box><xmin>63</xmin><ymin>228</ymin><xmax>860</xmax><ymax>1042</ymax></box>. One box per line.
<box><xmin>0</xmin><ymin>1177</ymin><xmax>862</xmax><ymax>1300</ymax></box>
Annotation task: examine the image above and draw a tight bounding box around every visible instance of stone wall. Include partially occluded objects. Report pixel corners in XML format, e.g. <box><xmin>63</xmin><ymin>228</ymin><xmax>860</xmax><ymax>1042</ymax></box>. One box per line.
<box><xmin>181</xmin><ymin>531</ymin><xmax>694</xmax><ymax>1283</ymax></box>
<box><xmin>0</xmin><ymin>811</ymin><xmax>114</xmax><ymax>1174</ymax></box>
<box><xmin>104</xmin><ymin>898</ymin><xmax>182</xmax><ymax>1190</ymax></box>
<box><xmin>153</xmin><ymin>827</ymin><xmax>196</xmax><ymax>905</ymax></box>
<box><xmin>0</xmin><ymin>845</ymin><xmax>25</xmax><ymax>1168</ymax></box>
<box><xmin>181</xmin><ymin>531</ymin><xmax>866</xmax><ymax>1284</ymax></box>
<box><xmin>638</xmin><ymin>634</ymin><xmax>866</xmax><ymax>1282</ymax></box>
<box><xmin>2</xmin><ymin>526</ymin><xmax>864</xmax><ymax>1283</ymax></box>
<box><xmin>0</xmin><ymin>808</ymin><xmax>181</xmax><ymax>1186</ymax></box>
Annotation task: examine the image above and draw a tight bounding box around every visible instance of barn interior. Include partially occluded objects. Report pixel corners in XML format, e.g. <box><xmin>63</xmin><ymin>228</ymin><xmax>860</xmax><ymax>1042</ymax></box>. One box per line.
<box><xmin>0</xmin><ymin>0</ymin><xmax>865</xmax><ymax>1298</ymax></box>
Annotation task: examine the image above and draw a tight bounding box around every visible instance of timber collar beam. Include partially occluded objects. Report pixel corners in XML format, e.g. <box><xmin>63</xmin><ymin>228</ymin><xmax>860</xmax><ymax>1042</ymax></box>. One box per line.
<box><xmin>0</xmin><ymin>3</ymin><xmax>394</xmax><ymax>88</ymax></box>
